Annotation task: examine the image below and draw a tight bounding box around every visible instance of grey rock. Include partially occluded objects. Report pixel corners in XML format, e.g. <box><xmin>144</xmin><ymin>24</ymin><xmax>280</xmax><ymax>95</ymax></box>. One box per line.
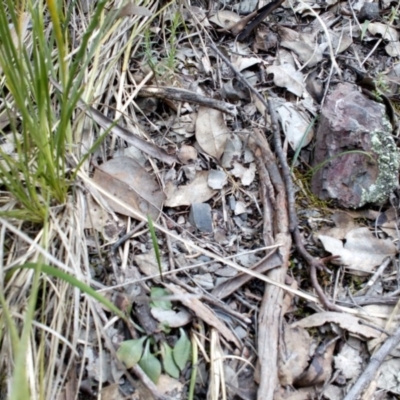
<box><xmin>358</xmin><ymin>3</ymin><xmax>380</xmax><ymax>22</ymax></box>
<box><xmin>189</xmin><ymin>203</ymin><xmax>213</xmax><ymax>233</ymax></box>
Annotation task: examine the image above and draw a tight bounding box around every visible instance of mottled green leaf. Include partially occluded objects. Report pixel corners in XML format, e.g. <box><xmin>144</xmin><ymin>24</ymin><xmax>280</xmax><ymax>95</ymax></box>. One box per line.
<box><xmin>139</xmin><ymin>339</ymin><xmax>162</xmax><ymax>384</ymax></box>
<box><xmin>161</xmin><ymin>342</ymin><xmax>180</xmax><ymax>379</ymax></box>
<box><xmin>116</xmin><ymin>337</ymin><xmax>146</xmax><ymax>368</ymax></box>
<box><xmin>173</xmin><ymin>329</ymin><xmax>191</xmax><ymax>371</ymax></box>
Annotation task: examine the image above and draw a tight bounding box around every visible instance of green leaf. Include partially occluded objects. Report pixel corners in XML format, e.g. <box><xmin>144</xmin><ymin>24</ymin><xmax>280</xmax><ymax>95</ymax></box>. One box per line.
<box><xmin>117</xmin><ymin>337</ymin><xmax>146</xmax><ymax>369</ymax></box>
<box><xmin>150</xmin><ymin>287</ymin><xmax>172</xmax><ymax>310</ymax></box>
<box><xmin>173</xmin><ymin>329</ymin><xmax>191</xmax><ymax>371</ymax></box>
<box><xmin>161</xmin><ymin>342</ymin><xmax>180</xmax><ymax>379</ymax></box>
<box><xmin>139</xmin><ymin>339</ymin><xmax>162</xmax><ymax>384</ymax></box>
<box><xmin>147</xmin><ymin>214</ymin><xmax>163</xmax><ymax>281</ymax></box>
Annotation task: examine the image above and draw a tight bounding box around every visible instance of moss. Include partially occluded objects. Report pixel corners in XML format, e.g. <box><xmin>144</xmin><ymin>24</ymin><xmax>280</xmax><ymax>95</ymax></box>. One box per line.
<box><xmin>360</xmin><ymin>116</ymin><xmax>400</xmax><ymax>206</ymax></box>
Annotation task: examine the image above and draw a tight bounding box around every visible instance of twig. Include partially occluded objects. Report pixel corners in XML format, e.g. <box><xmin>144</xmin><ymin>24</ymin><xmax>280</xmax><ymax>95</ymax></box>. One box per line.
<box><xmin>138</xmin><ymin>86</ymin><xmax>237</xmax><ymax>116</ymax></box>
<box><xmin>343</xmin><ymin>324</ymin><xmax>400</xmax><ymax>400</ymax></box>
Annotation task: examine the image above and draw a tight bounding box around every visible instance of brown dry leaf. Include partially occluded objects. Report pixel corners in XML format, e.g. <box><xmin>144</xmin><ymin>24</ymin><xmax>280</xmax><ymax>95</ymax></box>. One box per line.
<box><xmin>295</xmin><ymin>339</ymin><xmax>336</xmax><ymax>387</ymax></box>
<box><xmin>318</xmin><ymin>227</ymin><xmax>397</xmax><ymax>275</ymax></box>
<box><xmin>117</xmin><ymin>3</ymin><xmax>152</xmax><ymax>17</ymax></box>
<box><xmin>164</xmin><ymin>170</ymin><xmax>217</xmax><ymax>207</ymax></box>
<box><xmin>385</xmin><ymin>41</ymin><xmax>400</xmax><ymax>57</ymax></box>
<box><xmin>156</xmin><ymin>375</ymin><xmax>184</xmax><ymax>398</ymax></box>
<box><xmin>99</xmin><ymin>384</ymin><xmax>124</xmax><ymax>400</ymax></box>
<box><xmin>281</xmin><ymin>40</ymin><xmax>326</xmax><ymax>68</ymax></box>
<box><xmin>177</xmin><ymin>144</ymin><xmax>198</xmax><ymax>164</ymax></box>
<box><xmin>275</xmin><ymin>102</ymin><xmax>314</xmax><ymax>150</ymax></box>
<box><xmin>367</xmin><ymin>22</ymin><xmax>399</xmax><ymax>41</ymax></box>
<box><xmin>292</xmin><ymin>312</ymin><xmax>381</xmax><ymax>339</ymax></box>
<box><xmin>164</xmin><ymin>283</ymin><xmax>241</xmax><ymax>347</ymax></box>
<box><xmin>135</xmin><ymin>249</ymin><xmax>168</xmax><ymax>277</ymax></box>
<box><xmin>316</xmin><ymin>211</ymin><xmax>356</xmax><ymax>240</ymax></box>
<box><xmin>209</xmin><ymin>10</ymin><xmax>241</xmax><ymax>30</ymax></box>
<box><xmin>84</xmin><ymin>195</ymin><xmax>123</xmax><ymax>241</ymax></box>
<box><xmin>278</xmin><ymin>323</ymin><xmax>311</xmax><ymax>386</ymax></box>
<box><xmin>92</xmin><ymin>157</ymin><xmax>165</xmax><ymax>221</ymax></box>
<box><xmin>150</xmin><ymin>307</ymin><xmax>192</xmax><ymax>328</ymax></box>
<box><xmin>196</xmin><ymin>107</ymin><xmax>229</xmax><ymax>160</ymax></box>
<box><xmin>266</xmin><ymin>64</ymin><xmax>305</xmax><ymax>97</ymax></box>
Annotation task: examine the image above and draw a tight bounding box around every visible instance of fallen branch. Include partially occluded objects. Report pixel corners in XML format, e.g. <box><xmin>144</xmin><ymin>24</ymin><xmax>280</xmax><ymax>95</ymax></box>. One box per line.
<box><xmin>138</xmin><ymin>86</ymin><xmax>237</xmax><ymax>116</ymax></box>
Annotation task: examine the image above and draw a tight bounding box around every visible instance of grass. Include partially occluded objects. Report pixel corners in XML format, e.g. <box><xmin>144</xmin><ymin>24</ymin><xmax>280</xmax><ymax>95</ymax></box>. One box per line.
<box><xmin>0</xmin><ymin>1</ymin><xmax>163</xmax><ymax>398</ymax></box>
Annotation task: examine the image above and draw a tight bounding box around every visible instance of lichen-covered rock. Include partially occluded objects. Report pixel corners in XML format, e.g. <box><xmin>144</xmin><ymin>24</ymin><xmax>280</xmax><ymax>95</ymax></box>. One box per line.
<box><xmin>311</xmin><ymin>83</ymin><xmax>400</xmax><ymax>208</ymax></box>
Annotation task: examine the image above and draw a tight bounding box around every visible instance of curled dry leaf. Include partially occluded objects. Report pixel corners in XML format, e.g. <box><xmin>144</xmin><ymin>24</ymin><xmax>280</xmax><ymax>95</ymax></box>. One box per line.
<box><xmin>385</xmin><ymin>41</ymin><xmax>400</xmax><ymax>57</ymax></box>
<box><xmin>92</xmin><ymin>157</ymin><xmax>165</xmax><ymax>221</ymax></box>
<box><xmin>164</xmin><ymin>170</ymin><xmax>217</xmax><ymax>207</ymax></box>
<box><xmin>267</xmin><ymin>64</ymin><xmax>305</xmax><ymax>97</ymax></box>
<box><xmin>195</xmin><ymin>107</ymin><xmax>230</xmax><ymax>160</ymax></box>
<box><xmin>150</xmin><ymin>308</ymin><xmax>192</xmax><ymax>328</ymax></box>
<box><xmin>209</xmin><ymin>10</ymin><xmax>241</xmax><ymax>30</ymax></box>
<box><xmin>318</xmin><ymin>227</ymin><xmax>397</xmax><ymax>275</ymax></box>
<box><xmin>275</xmin><ymin>102</ymin><xmax>314</xmax><ymax>150</ymax></box>
<box><xmin>292</xmin><ymin>312</ymin><xmax>381</xmax><ymax>339</ymax></box>
<box><xmin>367</xmin><ymin>22</ymin><xmax>399</xmax><ymax>41</ymax></box>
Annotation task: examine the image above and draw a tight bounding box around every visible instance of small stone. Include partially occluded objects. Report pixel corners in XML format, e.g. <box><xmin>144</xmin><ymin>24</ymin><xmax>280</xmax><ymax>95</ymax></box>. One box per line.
<box><xmin>358</xmin><ymin>3</ymin><xmax>380</xmax><ymax>22</ymax></box>
<box><xmin>208</xmin><ymin>169</ymin><xmax>227</xmax><ymax>189</ymax></box>
<box><xmin>189</xmin><ymin>203</ymin><xmax>213</xmax><ymax>233</ymax></box>
<box><xmin>228</xmin><ymin>195</ymin><xmax>236</xmax><ymax>210</ymax></box>
<box><xmin>234</xmin><ymin>326</ymin><xmax>248</xmax><ymax>340</ymax></box>
<box><xmin>234</xmin><ymin>201</ymin><xmax>247</xmax><ymax>215</ymax></box>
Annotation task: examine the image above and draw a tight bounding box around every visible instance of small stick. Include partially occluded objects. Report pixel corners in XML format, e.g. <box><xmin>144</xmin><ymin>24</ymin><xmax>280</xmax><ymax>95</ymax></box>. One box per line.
<box><xmin>138</xmin><ymin>86</ymin><xmax>237</xmax><ymax>116</ymax></box>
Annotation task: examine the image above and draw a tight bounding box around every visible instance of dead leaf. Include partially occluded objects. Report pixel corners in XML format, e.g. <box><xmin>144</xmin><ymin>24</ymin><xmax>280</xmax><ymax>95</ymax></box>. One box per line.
<box><xmin>92</xmin><ymin>157</ymin><xmax>164</xmax><ymax>221</ymax></box>
<box><xmin>177</xmin><ymin>144</ymin><xmax>198</xmax><ymax>164</ymax></box>
<box><xmin>281</xmin><ymin>40</ymin><xmax>327</xmax><ymax>68</ymax></box>
<box><xmin>279</xmin><ymin>323</ymin><xmax>311</xmax><ymax>385</ymax></box>
<box><xmin>221</xmin><ymin>135</ymin><xmax>243</xmax><ymax>168</ymax></box>
<box><xmin>334</xmin><ymin>338</ymin><xmax>363</xmax><ymax>382</ymax></box>
<box><xmin>84</xmin><ymin>194</ymin><xmax>123</xmax><ymax>241</ymax></box>
<box><xmin>295</xmin><ymin>339</ymin><xmax>336</xmax><ymax>387</ymax></box>
<box><xmin>164</xmin><ymin>170</ymin><xmax>217</xmax><ymax>207</ymax></box>
<box><xmin>368</xmin><ymin>22</ymin><xmax>399</xmax><ymax>41</ymax></box>
<box><xmin>150</xmin><ymin>307</ymin><xmax>192</xmax><ymax>328</ymax></box>
<box><xmin>385</xmin><ymin>41</ymin><xmax>400</xmax><ymax>57</ymax></box>
<box><xmin>292</xmin><ymin>312</ymin><xmax>381</xmax><ymax>339</ymax></box>
<box><xmin>230</xmin><ymin>162</ymin><xmax>256</xmax><ymax>186</ymax></box>
<box><xmin>164</xmin><ymin>283</ymin><xmax>241</xmax><ymax>347</ymax></box>
<box><xmin>267</xmin><ymin>64</ymin><xmax>305</xmax><ymax>97</ymax></box>
<box><xmin>118</xmin><ymin>3</ymin><xmax>152</xmax><ymax>17</ymax></box>
<box><xmin>377</xmin><ymin>358</ymin><xmax>400</xmax><ymax>395</ymax></box>
<box><xmin>318</xmin><ymin>227</ymin><xmax>397</xmax><ymax>274</ymax></box>
<box><xmin>135</xmin><ymin>249</ymin><xmax>168</xmax><ymax>277</ymax></box>
<box><xmin>209</xmin><ymin>11</ymin><xmax>241</xmax><ymax>30</ymax></box>
<box><xmin>156</xmin><ymin>374</ymin><xmax>184</xmax><ymax>398</ymax></box>
<box><xmin>275</xmin><ymin>102</ymin><xmax>314</xmax><ymax>150</ymax></box>
<box><xmin>195</xmin><ymin>107</ymin><xmax>229</xmax><ymax>160</ymax></box>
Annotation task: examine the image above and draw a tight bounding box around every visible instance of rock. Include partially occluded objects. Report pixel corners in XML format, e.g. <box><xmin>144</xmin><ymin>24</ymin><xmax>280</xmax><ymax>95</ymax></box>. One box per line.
<box><xmin>189</xmin><ymin>203</ymin><xmax>213</xmax><ymax>233</ymax></box>
<box><xmin>358</xmin><ymin>3</ymin><xmax>380</xmax><ymax>22</ymax></box>
<box><xmin>311</xmin><ymin>83</ymin><xmax>399</xmax><ymax>208</ymax></box>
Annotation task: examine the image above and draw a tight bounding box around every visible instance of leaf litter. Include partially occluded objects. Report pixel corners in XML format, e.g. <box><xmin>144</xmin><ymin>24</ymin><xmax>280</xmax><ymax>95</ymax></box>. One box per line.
<box><xmin>3</xmin><ymin>0</ymin><xmax>400</xmax><ymax>399</ymax></box>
